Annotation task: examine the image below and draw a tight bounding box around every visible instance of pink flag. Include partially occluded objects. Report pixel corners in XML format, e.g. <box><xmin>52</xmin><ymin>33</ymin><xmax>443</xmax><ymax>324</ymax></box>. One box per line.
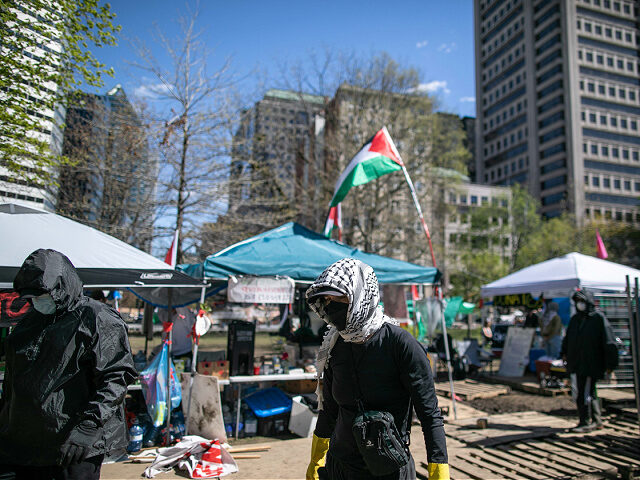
<box><xmin>164</xmin><ymin>230</ymin><xmax>179</xmax><ymax>267</ymax></box>
<box><xmin>596</xmin><ymin>229</ymin><xmax>608</xmax><ymax>259</ymax></box>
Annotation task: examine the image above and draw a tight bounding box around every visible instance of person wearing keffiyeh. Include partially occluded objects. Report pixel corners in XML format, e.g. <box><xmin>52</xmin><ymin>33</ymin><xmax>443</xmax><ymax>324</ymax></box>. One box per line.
<box><xmin>305</xmin><ymin>258</ymin><xmax>449</xmax><ymax>480</ymax></box>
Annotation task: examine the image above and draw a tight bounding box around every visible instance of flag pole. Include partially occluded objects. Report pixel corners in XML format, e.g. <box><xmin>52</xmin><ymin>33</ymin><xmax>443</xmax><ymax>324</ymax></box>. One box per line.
<box><xmin>400</xmin><ymin>164</ymin><xmax>437</xmax><ymax>268</ymax></box>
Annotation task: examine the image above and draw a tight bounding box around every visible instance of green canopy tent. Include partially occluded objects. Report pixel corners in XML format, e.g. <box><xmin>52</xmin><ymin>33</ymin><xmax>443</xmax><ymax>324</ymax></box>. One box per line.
<box><xmin>180</xmin><ymin>222</ymin><xmax>461</xmax><ymax>416</ymax></box>
<box><xmin>180</xmin><ymin>222</ymin><xmax>440</xmax><ymax>285</ymax></box>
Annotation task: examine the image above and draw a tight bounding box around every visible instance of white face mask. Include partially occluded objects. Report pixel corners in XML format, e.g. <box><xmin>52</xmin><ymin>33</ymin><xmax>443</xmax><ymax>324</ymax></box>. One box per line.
<box><xmin>32</xmin><ymin>294</ymin><xmax>56</xmax><ymax>315</ymax></box>
<box><xmin>576</xmin><ymin>301</ymin><xmax>587</xmax><ymax>312</ymax></box>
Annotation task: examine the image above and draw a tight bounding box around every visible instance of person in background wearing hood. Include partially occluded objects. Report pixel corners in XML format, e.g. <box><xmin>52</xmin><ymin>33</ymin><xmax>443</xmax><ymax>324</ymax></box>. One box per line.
<box><xmin>561</xmin><ymin>290</ymin><xmax>618</xmax><ymax>432</ymax></box>
<box><xmin>0</xmin><ymin>249</ymin><xmax>137</xmax><ymax>479</ymax></box>
<box><xmin>539</xmin><ymin>301</ymin><xmax>563</xmax><ymax>358</ymax></box>
<box><xmin>305</xmin><ymin>258</ymin><xmax>448</xmax><ymax>480</ymax></box>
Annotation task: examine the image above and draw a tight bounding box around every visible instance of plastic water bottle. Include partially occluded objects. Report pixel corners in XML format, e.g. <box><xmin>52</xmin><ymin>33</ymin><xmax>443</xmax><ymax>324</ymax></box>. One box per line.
<box><xmin>127</xmin><ymin>419</ymin><xmax>144</xmax><ymax>453</ymax></box>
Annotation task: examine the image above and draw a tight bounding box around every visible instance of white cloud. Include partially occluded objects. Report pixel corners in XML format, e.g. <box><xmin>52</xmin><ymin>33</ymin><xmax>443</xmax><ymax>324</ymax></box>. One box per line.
<box><xmin>133</xmin><ymin>81</ymin><xmax>173</xmax><ymax>99</ymax></box>
<box><xmin>415</xmin><ymin>80</ymin><xmax>451</xmax><ymax>95</ymax></box>
<box><xmin>416</xmin><ymin>40</ymin><xmax>428</xmax><ymax>49</ymax></box>
<box><xmin>460</xmin><ymin>96</ymin><xmax>476</xmax><ymax>103</ymax></box>
<box><xmin>437</xmin><ymin>42</ymin><xmax>457</xmax><ymax>54</ymax></box>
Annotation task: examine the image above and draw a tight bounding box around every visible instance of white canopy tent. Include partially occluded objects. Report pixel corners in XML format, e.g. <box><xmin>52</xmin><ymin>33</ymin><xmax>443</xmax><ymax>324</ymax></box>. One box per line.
<box><xmin>481</xmin><ymin>252</ymin><xmax>640</xmax><ymax>298</ymax></box>
<box><xmin>0</xmin><ymin>203</ymin><xmax>206</xmax><ymax>306</ymax></box>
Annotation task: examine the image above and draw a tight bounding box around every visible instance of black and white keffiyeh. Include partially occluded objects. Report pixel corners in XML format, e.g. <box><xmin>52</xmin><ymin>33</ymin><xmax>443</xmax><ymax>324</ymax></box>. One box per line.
<box><xmin>306</xmin><ymin>258</ymin><xmax>396</xmax><ymax>409</ymax></box>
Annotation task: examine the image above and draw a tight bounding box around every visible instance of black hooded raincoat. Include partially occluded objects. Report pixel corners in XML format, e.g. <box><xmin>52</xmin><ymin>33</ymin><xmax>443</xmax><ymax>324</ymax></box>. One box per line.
<box><xmin>0</xmin><ymin>249</ymin><xmax>137</xmax><ymax>466</ymax></box>
<box><xmin>561</xmin><ymin>290</ymin><xmax>618</xmax><ymax>380</ymax></box>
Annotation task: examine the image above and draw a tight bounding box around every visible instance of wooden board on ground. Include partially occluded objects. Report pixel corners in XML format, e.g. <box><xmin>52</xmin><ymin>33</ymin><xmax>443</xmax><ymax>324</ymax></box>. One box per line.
<box><xmin>483</xmin><ymin>374</ymin><xmax>570</xmax><ymax>396</ymax></box>
<box><xmin>418</xmin><ymin>412</ymin><xmax>640</xmax><ymax>480</ymax></box>
<box><xmin>597</xmin><ymin>388</ymin><xmax>636</xmax><ymax>404</ymax></box>
<box><xmin>434</xmin><ymin>379</ymin><xmax>510</xmax><ymax>401</ymax></box>
<box><xmin>179</xmin><ymin>373</ymin><xmax>226</xmax><ymax>442</ymax></box>
<box><xmin>445</xmin><ymin>411</ymin><xmax>575</xmax><ymax>447</ymax></box>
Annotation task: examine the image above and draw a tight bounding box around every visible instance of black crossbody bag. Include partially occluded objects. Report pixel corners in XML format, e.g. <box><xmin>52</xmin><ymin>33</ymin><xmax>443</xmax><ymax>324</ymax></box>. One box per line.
<box><xmin>349</xmin><ymin>346</ymin><xmax>411</xmax><ymax>476</ymax></box>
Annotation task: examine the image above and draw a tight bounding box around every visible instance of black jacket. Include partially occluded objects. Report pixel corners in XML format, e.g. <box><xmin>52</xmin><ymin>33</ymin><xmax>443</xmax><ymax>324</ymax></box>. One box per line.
<box><xmin>315</xmin><ymin>323</ymin><xmax>447</xmax><ymax>471</ymax></box>
<box><xmin>0</xmin><ymin>249</ymin><xmax>137</xmax><ymax>466</ymax></box>
<box><xmin>561</xmin><ymin>290</ymin><xmax>618</xmax><ymax>379</ymax></box>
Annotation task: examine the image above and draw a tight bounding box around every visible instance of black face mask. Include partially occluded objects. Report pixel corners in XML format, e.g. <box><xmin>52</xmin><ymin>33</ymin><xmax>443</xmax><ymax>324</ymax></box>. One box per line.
<box><xmin>325</xmin><ymin>301</ymin><xmax>349</xmax><ymax>331</ymax></box>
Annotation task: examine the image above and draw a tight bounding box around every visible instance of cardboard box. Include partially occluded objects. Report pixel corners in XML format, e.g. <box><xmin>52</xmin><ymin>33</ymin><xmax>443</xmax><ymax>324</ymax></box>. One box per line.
<box><xmin>282</xmin><ymin>379</ymin><xmax>317</xmax><ymax>394</ymax></box>
<box><xmin>197</xmin><ymin>360</ymin><xmax>229</xmax><ymax>379</ymax></box>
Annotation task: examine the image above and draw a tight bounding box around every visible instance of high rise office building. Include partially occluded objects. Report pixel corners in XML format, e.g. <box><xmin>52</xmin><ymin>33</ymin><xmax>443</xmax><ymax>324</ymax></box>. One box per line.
<box><xmin>474</xmin><ymin>0</ymin><xmax>640</xmax><ymax>222</ymax></box>
<box><xmin>58</xmin><ymin>86</ymin><xmax>156</xmax><ymax>250</ymax></box>
<box><xmin>229</xmin><ymin>89</ymin><xmax>327</xmax><ymax>229</ymax></box>
<box><xmin>0</xmin><ymin>2</ymin><xmax>65</xmax><ymax>210</ymax></box>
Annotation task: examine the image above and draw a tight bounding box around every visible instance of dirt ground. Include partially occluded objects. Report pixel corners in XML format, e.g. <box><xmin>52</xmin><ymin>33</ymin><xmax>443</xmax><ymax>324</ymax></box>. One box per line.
<box><xmin>466</xmin><ymin>391</ymin><xmax>577</xmax><ymax>417</ymax></box>
<box><xmin>102</xmin><ymin>389</ymin><xmax>581</xmax><ymax>479</ymax></box>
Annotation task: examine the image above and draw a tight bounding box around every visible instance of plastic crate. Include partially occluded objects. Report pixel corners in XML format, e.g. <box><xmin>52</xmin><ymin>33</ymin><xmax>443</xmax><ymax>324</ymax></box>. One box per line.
<box><xmin>244</xmin><ymin>387</ymin><xmax>292</xmax><ymax>418</ymax></box>
<box><xmin>257</xmin><ymin>412</ymin><xmax>290</xmax><ymax>436</ymax></box>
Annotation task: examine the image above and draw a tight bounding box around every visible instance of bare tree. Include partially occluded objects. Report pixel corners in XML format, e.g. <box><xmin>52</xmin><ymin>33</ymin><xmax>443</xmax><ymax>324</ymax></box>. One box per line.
<box><xmin>56</xmin><ymin>88</ymin><xmax>156</xmax><ymax>250</ymax></box>
<box><xmin>132</xmin><ymin>5</ymin><xmax>239</xmax><ymax>262</ymax></box>
<box><xmin>236</xmin><ymin>51</ymin><xmax>470</xmax><ymax>267</ymax></box>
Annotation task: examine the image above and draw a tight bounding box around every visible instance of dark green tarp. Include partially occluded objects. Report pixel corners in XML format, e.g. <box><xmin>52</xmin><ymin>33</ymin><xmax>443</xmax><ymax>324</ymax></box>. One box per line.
<box><xmin>180</xmin><ymin>222</ymin><xmax>440</xmax><ymax>284</ymax></box>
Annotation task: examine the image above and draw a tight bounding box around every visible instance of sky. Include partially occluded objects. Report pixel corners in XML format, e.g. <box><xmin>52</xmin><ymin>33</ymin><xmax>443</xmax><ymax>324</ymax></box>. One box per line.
<box><xmin>97</xmin><ymin>0</ymin><xmax>476</xmax><ymax>117</ymax></box>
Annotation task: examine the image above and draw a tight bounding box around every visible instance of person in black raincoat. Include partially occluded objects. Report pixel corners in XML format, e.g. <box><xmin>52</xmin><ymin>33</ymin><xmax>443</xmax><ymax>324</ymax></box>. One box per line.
<box><xmin>561</xmin><ymin>290</ymin><xmax>618</xmax><ymax>432</ymax></box>
<box><xmin>305</xmin><ymin>258</ymin><xmax>449</xmax><ymax>480</ymax></box>
<box><xmin>0</xmin><ymin>249</ymin><xmax>137</xmax><ymax>479</ymax></box>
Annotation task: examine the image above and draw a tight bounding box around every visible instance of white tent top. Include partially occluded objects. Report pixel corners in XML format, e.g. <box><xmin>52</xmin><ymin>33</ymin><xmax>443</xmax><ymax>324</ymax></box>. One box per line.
<box><xmin>481</xmin><ymin>252</ymin><xmax>640</xmax><ymax>298</ymax></box>
<box><xmin>0</xmin><ymin>203</ymin><xmax>203</xmax><ymax>290</ymax></box>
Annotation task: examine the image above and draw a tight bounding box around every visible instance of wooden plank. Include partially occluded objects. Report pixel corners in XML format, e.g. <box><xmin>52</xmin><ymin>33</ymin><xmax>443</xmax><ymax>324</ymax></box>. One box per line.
<box><xmin>462</xmin><ymin>449</ymin><xmax>547</xmax><ymax>479</ymax></box>
<box><xmin>448</xmin><ymin>465</ymin><xmax>475</xmax><ymax>480</ymax></box>
<box><xmin>471</xmin><ymin>429</ymin><xmax>559</xmax><ymax>447</ymax></box>
<box><xmin>496</xmin><ymin>444</ymin><xmax>583</xmax><ymax>477</ymax></box>
<box><xmin>562</xmin><ymin>436</ymin><xmax>640</xmax><ymax>471</ymax></box>
<box><xmin>529</xmin><ymin>439</ymin><xmax>620</xmax><ymax>475</ymax></box>
<box><xmin>583</xmin><ymin>436</ymin><xmax>640</xmax><ymax>466</ymax></box>
<box><xmin>457</xmin><ymin>450</ymin><xmax>530</xmax><ymax>480</ymax></box>
<box><xmin>509</xmin><ymin>440</ymin><xmax>617</xmax><ymax>478</ymax></box>
<box><xmin>446</xmin><ymin>461</ymin><xmax>491</xmax><ymax>480</ymax></box>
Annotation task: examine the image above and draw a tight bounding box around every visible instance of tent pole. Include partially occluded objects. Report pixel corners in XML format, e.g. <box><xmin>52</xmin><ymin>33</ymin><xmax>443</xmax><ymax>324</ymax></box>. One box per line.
<box><xmin>439</xmin><ymin>295</ymin><xmax>457</xmax><ymax>420</ymax></box>
<box><xmin>630</xmin><ymin>276</ymin><xmax>640</xmax><ymax>433</ymax></box>
<box><xmin>199</xmin><ymin>285</ymin><xmax>206</xmax><ymax>305</ymax></box>
<box><xmin>165</xmin><ymin>289</ymin><xmax>173</xmax><ymax>446</ymax></box>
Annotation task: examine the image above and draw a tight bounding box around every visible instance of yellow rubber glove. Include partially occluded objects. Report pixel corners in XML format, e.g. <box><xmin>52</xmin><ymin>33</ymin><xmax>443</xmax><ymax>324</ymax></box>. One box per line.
<box><xmin>306</xmin><ymin>434</ymin><xmax>330</xmax><ymax>480</ymax></box>
<box><xmin>427</xmin><ymin>463</ymin><xmax>450</xmax><ymax>480</ymax></box>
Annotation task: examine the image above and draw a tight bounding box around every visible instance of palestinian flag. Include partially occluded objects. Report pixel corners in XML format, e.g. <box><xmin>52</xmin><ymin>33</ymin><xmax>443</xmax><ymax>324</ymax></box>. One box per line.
<box><xmin>323</xmin><ymin>203</ymin><xmax>342</xmax><ymax>238</ymax></box>
<box><xmin>329</xmin><ymin>126</ymin><xmax>404</xmax><ymax>207</ymax></box>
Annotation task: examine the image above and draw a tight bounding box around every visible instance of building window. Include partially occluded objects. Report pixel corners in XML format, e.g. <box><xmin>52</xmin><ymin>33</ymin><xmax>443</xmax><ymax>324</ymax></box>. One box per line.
<box><xmin>602</xmin><ymin>145</ymin><xmax>609</xmax><ymax>156</ymax></box>
<box><xmin>593</xmin><ymin>176</ymin><xmax>600</xmax><ymax>187</ymax></box>
<box><xmin>604</xmin><ymin>177</ymin><xmax>611</xmax><ymax>187</ymax></box>
<box><xmin>614</xmin><ymin>179</ymin><xmax>621</xmax><ymax>189</ymax></box>
<box><xmin>624</xmin><ymin>180</ymin><xmax>631</xmax><ymax>190</ymax></box>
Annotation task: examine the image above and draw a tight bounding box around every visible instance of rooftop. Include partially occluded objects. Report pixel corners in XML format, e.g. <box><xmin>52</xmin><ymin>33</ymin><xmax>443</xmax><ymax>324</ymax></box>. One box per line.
<box><xmin>264</xmin><ymin>89</ymin><xmax>326</xmax><ymax>105</ymax></box>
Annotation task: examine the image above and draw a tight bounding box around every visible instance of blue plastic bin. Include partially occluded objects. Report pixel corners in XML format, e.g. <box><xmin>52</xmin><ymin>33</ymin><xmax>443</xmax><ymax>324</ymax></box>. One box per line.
<box><xmin>244</xmin><ymin>387</ymin><xmax>292</xmax><ymax>418</ymax></box>
<box><xmin>529</xmin><ymin>348</ymin><xmax>546</xmax><ymax>372</ymax></box>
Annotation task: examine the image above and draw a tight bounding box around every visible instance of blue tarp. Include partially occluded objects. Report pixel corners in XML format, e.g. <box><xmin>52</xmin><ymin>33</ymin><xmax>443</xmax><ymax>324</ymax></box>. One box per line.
<box><xmin>180</xmin><ymin>222</ymin><xmax>440</xmax><ymax>284</ymax></box>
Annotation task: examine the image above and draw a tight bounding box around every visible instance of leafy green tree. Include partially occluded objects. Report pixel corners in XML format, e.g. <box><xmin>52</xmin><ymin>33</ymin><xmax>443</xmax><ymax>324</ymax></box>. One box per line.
<box><xmin>507</xmin><ymin>184</ymin><xmax>542</xmax><ymax>270</ymax></box>
<box><xmin>515</xmin><ymin>214</ymin><xmax>593</xmax><ymax>269</ymax></box>
<box><xmin>0</xmin><ymin>0</ymin><xmax>120</xmax><ymax>186</ymax></box>
<box><xmin>449</xmin><ymin>251</ymin><xmax>509</xmax><ymax>301</ymax></box>
<box><xmin>581</xmin><ymin>220</ymin><xmax>640</xmax><ymax>269</ymax></box>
